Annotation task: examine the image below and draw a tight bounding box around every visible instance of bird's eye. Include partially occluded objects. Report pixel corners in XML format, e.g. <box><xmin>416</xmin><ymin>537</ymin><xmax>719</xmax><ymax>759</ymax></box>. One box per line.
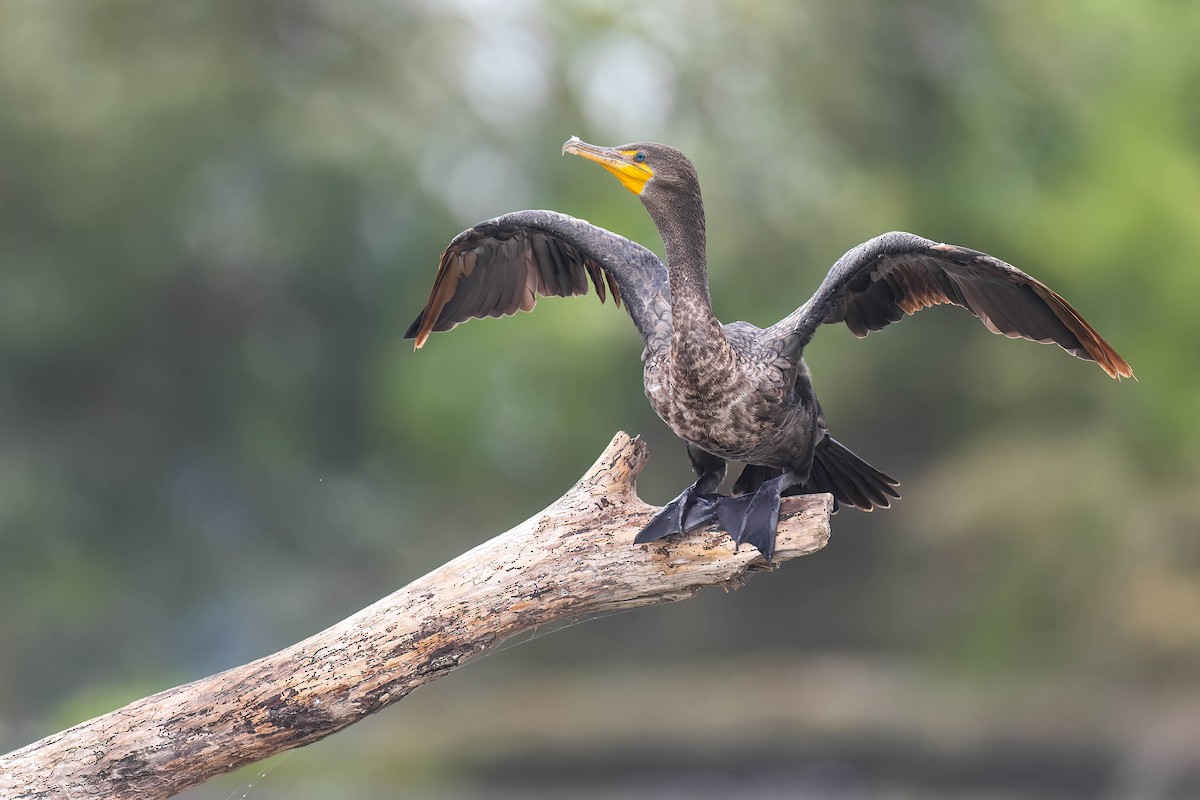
<box><xmin>634</xmin><ymin>151</ymin><xmax>647</xmax><ymax>163</ymax></box>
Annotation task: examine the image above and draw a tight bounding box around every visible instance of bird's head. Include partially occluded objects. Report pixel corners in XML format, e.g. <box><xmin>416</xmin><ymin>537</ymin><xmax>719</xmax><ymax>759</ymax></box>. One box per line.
<box><xmin>562</xmin><ymin>136</ymin><xmax>699</xmax><ymax>209</ymax></box>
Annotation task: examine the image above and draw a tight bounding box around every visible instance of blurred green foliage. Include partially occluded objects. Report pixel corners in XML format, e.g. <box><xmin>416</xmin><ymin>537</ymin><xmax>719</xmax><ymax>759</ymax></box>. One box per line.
<box><xmin>1</xmin><ymin>0</ymin><xmax>1197</xmax><ymax>795</ymax></box>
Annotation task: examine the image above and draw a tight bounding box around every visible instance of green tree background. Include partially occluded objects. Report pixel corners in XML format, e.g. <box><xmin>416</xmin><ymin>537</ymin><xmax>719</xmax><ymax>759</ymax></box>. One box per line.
<box><xmin>2</xmin><ymin>1</ymin><xmax>1197</xmax><ymax>797</ymax></box>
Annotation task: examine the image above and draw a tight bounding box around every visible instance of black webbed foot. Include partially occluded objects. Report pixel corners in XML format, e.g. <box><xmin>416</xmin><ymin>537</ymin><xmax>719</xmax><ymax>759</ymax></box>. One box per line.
<box><xmin>681</xmin><ymin>492</ymin><xmax>721</xmax><ymax>531</ymax></box>
<box><xmin>634</xmin><ymin>485</ymin><xmax>721</xmax><ymax>544</ymax></box>
<box><xmin>714</xmin><ymin>493</ymin><xmax>753</xmax><ymax>543</ymax></box>
<box><xmin>714</xmin><ymin>474</ymin><xmax>791</xmax><ymax>561</ymax></box>
<box><xmin>739</xmin><ymin>479</ymin><xmax>785</xmax><ymax>561</ymax></box>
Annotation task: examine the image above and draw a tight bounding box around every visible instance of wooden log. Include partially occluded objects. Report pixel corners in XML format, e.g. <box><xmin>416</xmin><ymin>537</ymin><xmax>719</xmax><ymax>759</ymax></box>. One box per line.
<box><xmin>0</xmin><ymin>432</ymin><xmax>832</xmax><ymax>800</ymax></box>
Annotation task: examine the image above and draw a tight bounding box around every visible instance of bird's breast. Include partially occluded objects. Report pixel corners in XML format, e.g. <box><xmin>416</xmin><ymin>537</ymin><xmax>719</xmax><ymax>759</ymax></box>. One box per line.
<box><xmin>643</xmin><ymin>357</ymin><xmax>815</xmax><ymax>466</ymax></box>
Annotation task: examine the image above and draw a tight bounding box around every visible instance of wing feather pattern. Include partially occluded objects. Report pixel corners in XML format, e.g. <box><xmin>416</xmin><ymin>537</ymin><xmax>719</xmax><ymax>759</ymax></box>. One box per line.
<box><xmin>773</xmin><ymin>232</ymin><xmax>1132</xmax><ymax>379</ymax></box>
<box><xmin>406</xmin><ymin>214</ymin><xmax>629</xmax><ymax>349</ymax></box>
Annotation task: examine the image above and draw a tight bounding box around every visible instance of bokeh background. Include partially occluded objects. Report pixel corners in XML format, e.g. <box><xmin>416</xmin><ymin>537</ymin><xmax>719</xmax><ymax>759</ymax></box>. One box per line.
<box><xmin>2</xmin><ymin>1</ymin><xmax>1197</xmax><ymax>797</ymax></box>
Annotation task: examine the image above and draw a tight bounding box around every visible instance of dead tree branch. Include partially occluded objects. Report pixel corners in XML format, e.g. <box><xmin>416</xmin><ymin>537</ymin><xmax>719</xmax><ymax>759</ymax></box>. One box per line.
<box><xmin>0</xmin><ymin>432</ymin><xmax>832</xmax><ymax>799</ymax></box>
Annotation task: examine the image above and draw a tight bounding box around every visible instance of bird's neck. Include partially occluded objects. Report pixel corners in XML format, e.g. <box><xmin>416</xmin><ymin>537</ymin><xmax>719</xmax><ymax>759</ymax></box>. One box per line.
<box><xmin>646</xmin><ymin>191</ymin><xmax>732</xmax><ymax>376</ymax></box>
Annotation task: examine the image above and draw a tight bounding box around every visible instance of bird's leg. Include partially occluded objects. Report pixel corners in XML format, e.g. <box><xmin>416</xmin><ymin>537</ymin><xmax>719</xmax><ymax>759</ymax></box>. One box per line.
<box><xmin>714</xmin><ymin>472</ymin><xmax>798</xmax><ymax>562</ymax></box>
<box><xmin>634</xmin><ymin>447</ymin><xmax>726</xmax><ymax>544</ymax></box>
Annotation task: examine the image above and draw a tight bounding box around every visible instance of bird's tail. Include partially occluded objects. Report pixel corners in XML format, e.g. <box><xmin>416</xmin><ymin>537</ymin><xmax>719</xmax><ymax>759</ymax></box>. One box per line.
<box><xmin>797</xmin><ymin>435</ymin><xmax>901</xmax><ymax>512</ymax></box>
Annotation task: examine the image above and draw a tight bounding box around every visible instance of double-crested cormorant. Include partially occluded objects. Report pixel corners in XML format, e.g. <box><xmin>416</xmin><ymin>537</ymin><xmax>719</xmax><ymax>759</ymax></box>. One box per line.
<box><xmin>407</xmin><ymin>137</ymin><xmax>1133</xmax><ymax>560</ymax></box>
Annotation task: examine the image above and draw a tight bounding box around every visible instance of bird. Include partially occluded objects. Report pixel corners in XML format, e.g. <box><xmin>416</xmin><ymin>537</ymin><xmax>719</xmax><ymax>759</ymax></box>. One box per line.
<box><xmin>406</xmin><ymin>136</ymin><xmax>1133</xmax><ymax>561</ymax></box>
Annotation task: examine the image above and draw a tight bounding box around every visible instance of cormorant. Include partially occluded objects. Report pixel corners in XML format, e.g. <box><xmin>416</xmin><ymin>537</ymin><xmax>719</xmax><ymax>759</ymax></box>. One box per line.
<box><xmin>406</xmin><ymin>137</ymin><xmax>1132</xmax><ymax>560</ymax></box>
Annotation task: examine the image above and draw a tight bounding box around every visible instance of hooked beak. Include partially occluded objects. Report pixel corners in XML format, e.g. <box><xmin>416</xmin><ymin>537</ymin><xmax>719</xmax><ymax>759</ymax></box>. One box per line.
<box><xmin>562</xmin><ymin>136</ymin><xmax>653</xmax><ymax>196</ymax></box>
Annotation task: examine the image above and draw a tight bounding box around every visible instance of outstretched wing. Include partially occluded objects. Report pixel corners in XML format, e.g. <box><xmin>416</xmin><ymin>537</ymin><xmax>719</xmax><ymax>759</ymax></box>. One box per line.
<box><xmin>406</xmin><ymin>210</ymin><xmax>669</xmax><ymax>350</ymax></box>
<box><xmin>768</xmin><ymin>231</ymin><xmax>1133</xmax><ymax>379</ymax></box>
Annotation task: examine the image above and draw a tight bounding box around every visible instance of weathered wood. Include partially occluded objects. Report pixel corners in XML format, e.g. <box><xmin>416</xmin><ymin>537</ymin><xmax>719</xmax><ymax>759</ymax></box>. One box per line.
<box><xmin>0</xmin><ymin>432</ymin><xmax>832</xmax><ymax>800</ymax></box>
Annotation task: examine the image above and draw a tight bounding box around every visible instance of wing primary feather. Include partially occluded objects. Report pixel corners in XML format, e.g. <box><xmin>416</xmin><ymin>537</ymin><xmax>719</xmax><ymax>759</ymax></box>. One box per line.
<box><xmin>1028</xmin><ymin>283</ymin><xmax>1133</xmax><ymax>378</ymax></box>
<box><xmin>586</xmin><ymin>262</ymin><xmax>607</xmax><ymax>303</ymax></box>
<box><xmin>535</xmin><ymin>237</ymin><xmax>564</xmax><ymax>296</ymax></box>
<box><xmin>403</xmin><ymin>310</ymin><xmax>425</xmax><ymax>341</ymax></box>
<box><xmin>410</xmin><ymin>246</ymin><xmax>465</xmax><ymax>349</ymax></box>
<box><xmin>480</xmin><ymin>251</ymin><xmax>517</xmax><ymax>318</ymax></box>
<box><xmin>548</xmin><ymin>237</ymin><xmax>576</xmax><ymax>296</ymax></box>
<box><xmin>495</xmin><ymin>252</ymin><xmax>526</xmax><ymax>316</ymax></box>
<box><xmin>528</xmin><ymin>234</ymin><xmax>556</xmax><ymax>296</ymax></box>
<box><xmin>605</xmin><ymin>270</ymin><xmax>622</xmax><ymax>308</ymax></box>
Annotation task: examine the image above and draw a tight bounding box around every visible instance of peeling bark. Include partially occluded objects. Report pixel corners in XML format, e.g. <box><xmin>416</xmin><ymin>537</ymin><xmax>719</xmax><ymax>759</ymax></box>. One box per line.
<box><xmin>0</xmin><ymin>432</ymin><xmax>832</xmax><ymax>800</ymax></box>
